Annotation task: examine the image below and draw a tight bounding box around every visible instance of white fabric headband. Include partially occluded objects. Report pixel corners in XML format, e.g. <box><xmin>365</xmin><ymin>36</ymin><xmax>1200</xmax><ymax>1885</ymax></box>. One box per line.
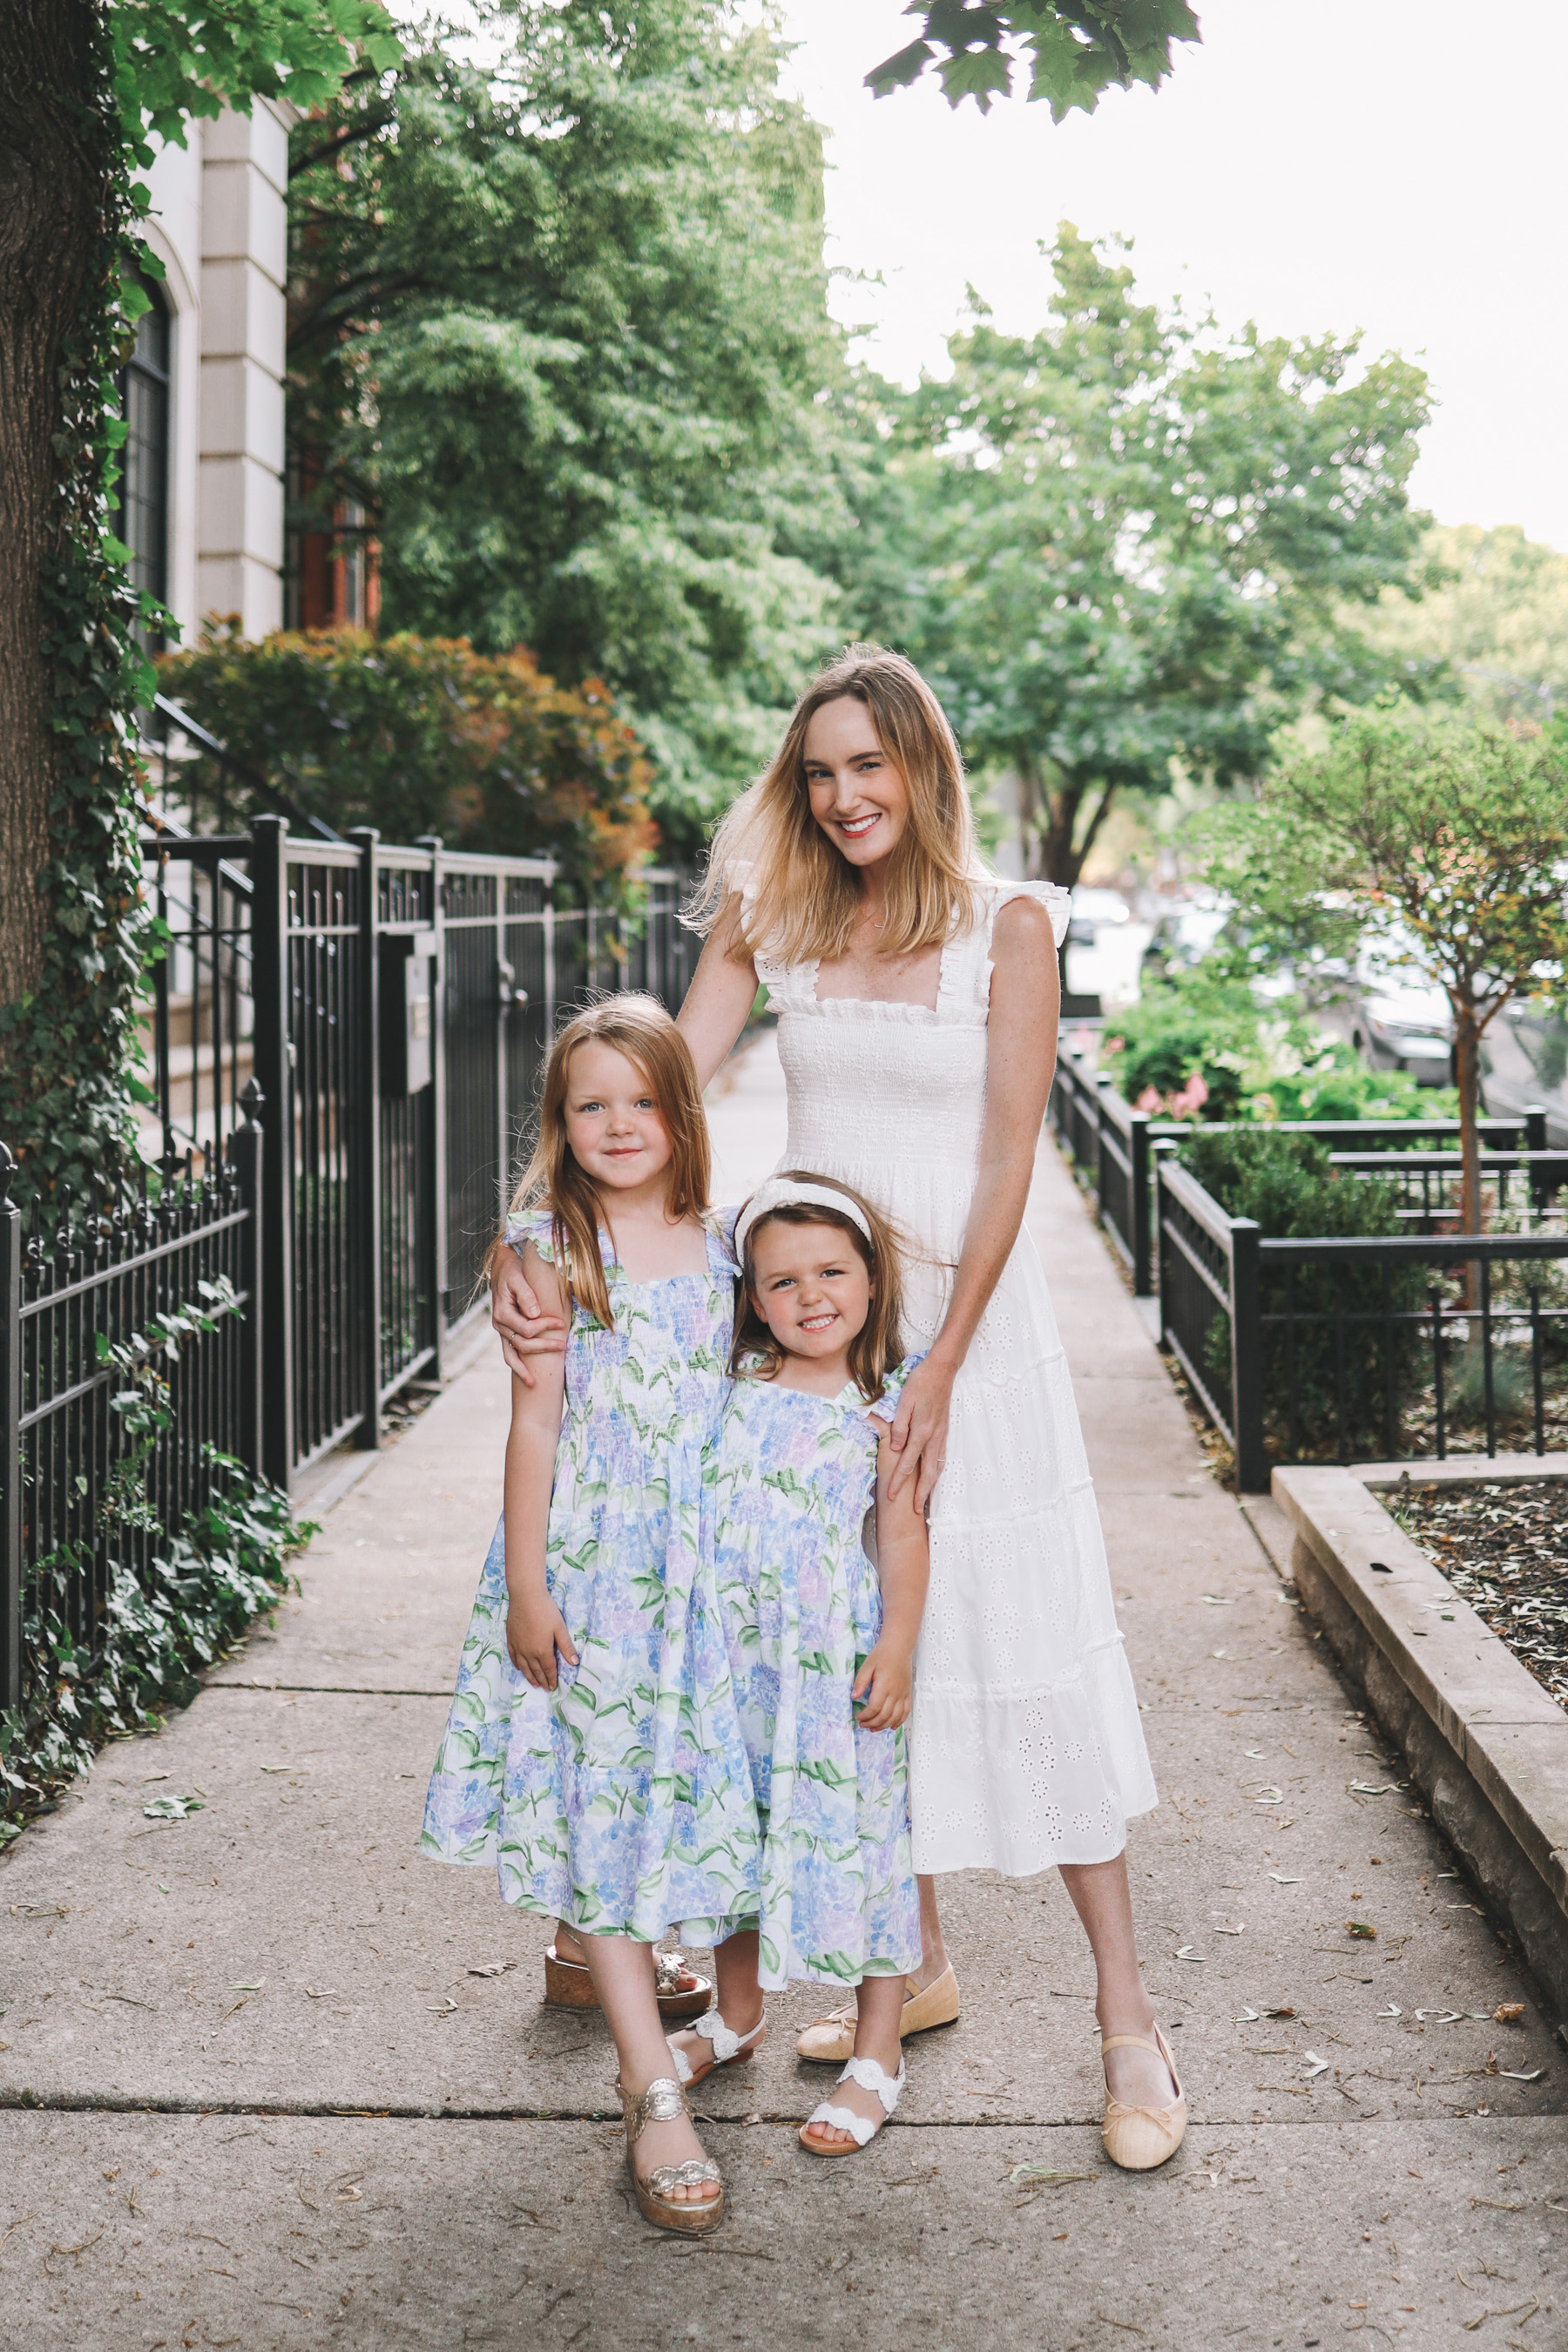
<box><xmin>733</xmin><ymin>1179</ymin><xmax>871</xmax><ymax>1261</ymax></box>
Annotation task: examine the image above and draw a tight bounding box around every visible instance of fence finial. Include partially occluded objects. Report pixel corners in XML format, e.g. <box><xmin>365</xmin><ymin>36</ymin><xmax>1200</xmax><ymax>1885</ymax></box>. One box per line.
<box><xmin>0</xmin><ymin>1144</ymin><xmax>12</xmax><ymax>1206</ymax></box>
<box><xmin>240</xmin><ymin>1076</ymin><xmax>266</xmax><ymax>1125</ymax></box>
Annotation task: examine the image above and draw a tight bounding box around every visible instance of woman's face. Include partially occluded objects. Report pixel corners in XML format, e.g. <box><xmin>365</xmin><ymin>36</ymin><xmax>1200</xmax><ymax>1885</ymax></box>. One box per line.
<box><xmin>802</xmin><ymin>696</ymin><xmax>911</xmax><ymax>873</ymax></box>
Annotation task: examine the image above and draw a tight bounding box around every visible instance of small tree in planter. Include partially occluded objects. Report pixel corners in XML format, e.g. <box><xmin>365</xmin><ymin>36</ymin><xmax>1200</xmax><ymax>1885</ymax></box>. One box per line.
<box><xmin>1198</xmin><ymin>700</ymin><xmax>1568</xmax><ymax>1236</ymax></box>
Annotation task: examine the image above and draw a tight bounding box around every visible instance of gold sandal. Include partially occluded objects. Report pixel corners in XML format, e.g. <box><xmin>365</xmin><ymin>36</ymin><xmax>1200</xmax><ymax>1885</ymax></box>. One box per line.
<box><xmin>544</xmin><ymin>1939</ymin><xmax>713</xmax><ymax>2024</ymax></box>
<box><xmin>624</xmin><ymin>2076</ymin><xmax>725</xmax><ymax>2235</ymax></box>
<box><xmin>1100</xmin><ymin>2024</ymin><xmax>1187</xmax><ymax>2172</ymax></box>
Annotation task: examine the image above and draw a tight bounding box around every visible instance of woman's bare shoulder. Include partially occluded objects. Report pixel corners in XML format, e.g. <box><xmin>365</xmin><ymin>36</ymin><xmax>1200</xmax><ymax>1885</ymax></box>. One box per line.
<box><xmin>990</xmin><ymin>888</ymin><xmax>1064</xmax><ymax>962</ymax></box>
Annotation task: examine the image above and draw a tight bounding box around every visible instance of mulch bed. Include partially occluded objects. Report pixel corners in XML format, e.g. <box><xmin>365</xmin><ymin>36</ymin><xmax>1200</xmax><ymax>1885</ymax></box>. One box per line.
<box><xmin>1395</xmin><ymin>1478</ymin><xmax>1568</xmax><ymax>1714</ymax></box>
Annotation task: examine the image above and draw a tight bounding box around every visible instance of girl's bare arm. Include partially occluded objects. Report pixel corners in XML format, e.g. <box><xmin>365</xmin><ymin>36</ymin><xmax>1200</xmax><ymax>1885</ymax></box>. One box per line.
<box><xmin>886</xmin><ymin>896</ymin><xmax>1060</xmax><ymax>1511</ymax></box>
<box><xmin>502</xmin><ymin>1245</ymin><xmax>578</xmax><ymax>1689</ymax></box>
<box><xmin>490</xmin><ymin>894</ymin><xmax>757</xmax><ymax>1381</ymax></box>
<box><xmin>852</xmin><ymin>1431</ymin><xmax>932</xmax><ymax>1732</ymax></box>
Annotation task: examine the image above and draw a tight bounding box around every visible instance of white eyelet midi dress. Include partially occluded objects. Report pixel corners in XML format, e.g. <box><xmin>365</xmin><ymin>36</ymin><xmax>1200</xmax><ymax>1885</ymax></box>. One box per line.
<box><xmin>749</xmin><ymin>877</ymin><xmax>1158</xmax><ymax>1877</ymax></box>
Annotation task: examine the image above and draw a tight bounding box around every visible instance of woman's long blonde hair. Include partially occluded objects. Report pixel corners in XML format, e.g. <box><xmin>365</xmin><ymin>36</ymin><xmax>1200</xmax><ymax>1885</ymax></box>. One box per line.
<box><xmin>729</xmin><ymin>1172</ymin><xmax>905</xmax><ymax>1404</ymax></box>
<box><xmin>490</xmin><ymin>995</ymin><xmax>710</xmax><ymax>1332</ymax></box>
<box><xmin>692</xmin><ymin>645</ymin><xmax>987</xmax><ymax>968</ymax></box>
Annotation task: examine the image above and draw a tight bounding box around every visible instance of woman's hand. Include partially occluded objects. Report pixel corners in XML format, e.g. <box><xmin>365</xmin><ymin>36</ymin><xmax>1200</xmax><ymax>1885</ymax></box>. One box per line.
<box><xmin>505</xmin><ymin>1587</ymin><xmax>578</xmax><ymax>1690</ymax></box>
<box><xmin>884</xmin><ymin>1353</ymin><xmax>956</xmax><ymax>1516</ymax></box>
<box><xmin>852</xmin><ymin>1640</ymin><xmax>913</xmax><ymax>1731</ymax></box>
<box><xmin>491</xmin><ymin>1241</ymin><xmax>568</xmax><ymax>1388</ymax></box>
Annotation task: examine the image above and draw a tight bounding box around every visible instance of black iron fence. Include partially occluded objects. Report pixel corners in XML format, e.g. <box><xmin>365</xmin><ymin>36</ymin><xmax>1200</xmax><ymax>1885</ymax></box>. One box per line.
<box><xmin>1155</xmin><ymin>1148</ymin><xmax>1568</xmax><ymax>1490</ymax></box>
<box><xmin>0</xmin><ymin>1127</ymin><xmax>261</xmax><ymax>1708</ymax></box>
<box><xmin>1048</xmin><ymin>1042</ymin><xmax>1551</xmax><ymax>1298</ymax></box>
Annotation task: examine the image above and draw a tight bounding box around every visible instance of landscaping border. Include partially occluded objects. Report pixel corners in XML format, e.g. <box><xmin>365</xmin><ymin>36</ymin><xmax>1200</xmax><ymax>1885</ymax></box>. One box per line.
<box><xmin>1247</xmin><ymin>1457</ymin><xmax>1568</xmax><ymax>2026</ymax></box>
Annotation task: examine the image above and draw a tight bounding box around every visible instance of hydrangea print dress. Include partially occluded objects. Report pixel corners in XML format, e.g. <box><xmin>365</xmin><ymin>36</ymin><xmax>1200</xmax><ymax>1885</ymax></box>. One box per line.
<box><xmin>714</xmin><ymin>1359</ymin><xmax>923</xmax><ymax>1992</ymax></box>
<box><xmin>421</xmin><ymin>1214</ymin><xmax>761</xmax><ymax>1944</ymax></box>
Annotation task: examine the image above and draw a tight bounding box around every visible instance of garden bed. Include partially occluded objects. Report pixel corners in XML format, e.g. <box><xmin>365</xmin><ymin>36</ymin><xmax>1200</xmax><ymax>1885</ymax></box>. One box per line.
<box><xmin>1394</xmin><ymin>1479</ymin><xmax>1568</xmax><ymax>1715</ymax></box>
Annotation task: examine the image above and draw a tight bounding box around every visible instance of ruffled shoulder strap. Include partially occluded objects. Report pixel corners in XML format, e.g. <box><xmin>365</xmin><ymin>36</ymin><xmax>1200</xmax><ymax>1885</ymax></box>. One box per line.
<box><xmin>724</xmin><ymin>855</ymin><xmax>816</xmax><ymax>1004</ymax></box>
<box><xmin>504</xmin><ymin>1205</ymin><xmax>559</xmax><ymax>1265</ymax></box>
<box><xmin>705</xmin><ymin>1205</ymin><xmax>742</xmax><ymax>1280</ymax></box>
<box><xmin>939</xmin><ymin>880</ymin><xmax>1071</xmax><ymax>1018</ymax></box>
<box><xmin>867</xmin><ymin>1348</ymin><xmax>928</xmax><ymax>1427</ymax></box>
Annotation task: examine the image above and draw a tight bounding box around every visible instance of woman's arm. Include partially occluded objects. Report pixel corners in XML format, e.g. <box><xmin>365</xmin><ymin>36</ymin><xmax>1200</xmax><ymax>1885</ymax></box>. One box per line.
<box><xmin>502</xmin><ymin>1245</ymin><xmax>578</xmax><ymax>1689</ymax></box>
<box><xmin>675</xmin><ymin>891</ymin><xmax>758</xmax><ymax>1088</ymax></box>
<box><xmin>490</xmin><ymin>892</ymin><xmax>758</xmax><ymax>1377</ymax></box>
<box><xmin>886</xmin><ymin>895</ymin><xmax>1061</xmax><ymax>1511</ymax></box>
<box><xmin>852</xmin><ymin>1431</ymin><xmax>932</xmax><ymax>1732</ymax></box>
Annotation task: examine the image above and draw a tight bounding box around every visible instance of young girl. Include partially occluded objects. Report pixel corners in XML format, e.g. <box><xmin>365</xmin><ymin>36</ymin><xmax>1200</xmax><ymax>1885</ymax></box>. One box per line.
<box><xmin>421</xmin><ymin>995</ymin><xmax>756</xmax><ymax>2236</ymax></box>
<box><xmin>666</xmin><ymin>1172</ymin><xmax>931</xmax><ymax>2158</ymax></box>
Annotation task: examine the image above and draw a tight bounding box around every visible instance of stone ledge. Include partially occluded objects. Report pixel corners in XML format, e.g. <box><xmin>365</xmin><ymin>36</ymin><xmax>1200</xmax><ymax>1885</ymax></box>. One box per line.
<box><xmin>1266</xmin><ymin>1458</ymin><xmax>1568</xmax><ymax>2026</ymax></box>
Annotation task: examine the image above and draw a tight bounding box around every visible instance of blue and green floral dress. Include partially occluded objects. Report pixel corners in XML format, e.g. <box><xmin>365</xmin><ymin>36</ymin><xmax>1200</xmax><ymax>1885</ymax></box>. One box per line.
<box><xmin>420</xmin><ymin>1213</ymin><xmax>762</xmax><ymax>1944</ymax></box>
<box><xmin>714</xmin><ymin>1358</ymin><xmax>924</xmax><ymax>1992</ymax></box>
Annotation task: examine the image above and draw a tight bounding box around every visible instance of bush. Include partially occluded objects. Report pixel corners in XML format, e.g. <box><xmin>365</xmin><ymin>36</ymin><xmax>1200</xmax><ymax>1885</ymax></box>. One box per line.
<box><xmin>1179</xmin><ymin>1128</ymin><xmax>1429</xmax><ymax>1461</ymax></box>
<box><xmin>1102</xmin><ymin>967</ymin><xmax>1456</xmax><ymax>1124</ymax></box>
<box><xmin>158</xmin><ymin>626</ymin><xmax>657</xmax><ymax>892</ymax></box>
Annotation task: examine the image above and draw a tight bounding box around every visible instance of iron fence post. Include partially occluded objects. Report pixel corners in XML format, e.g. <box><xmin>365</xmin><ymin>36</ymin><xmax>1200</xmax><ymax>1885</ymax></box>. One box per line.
<box><xmin>231</xmin><ymin>1081</ymin><xmax>266</xmax><ymax>1479</ymax></box>
<box><xmin>1094</xmin><ymin>1073</ymin><xmax>1113</xmax><ymax>1223</ymax></box>
<box><xmin>1153</xmin><ymin>1140</ymin><xmax>1180</xmax><ymax>1345</ymax></box>
<box><xmin>1230</xmin><ymin>1216</ymin><xmax>1267</xmax><ymax>1491</ymax></box>
<box><xmin>1130</xmin><ymin>1111</ymin><xmax>1152</xmax><ymax>1296</ymax></box>
<box><xmin>349</xmin><ymin>828</ymin><xmax>383</xmax><ymax>1450</ymax></box>
<box><xmin>0</xmin><ymin>1146</ymin><xmax>20</xmax><ymax>1713</ymax></box>
<box><xmin>247</xmin><ymin>816</ymin><xmax>295</xmax><ymax>1490</ymax></box>
<box><xmin>1526</xmin><ymin>1103</ymin><xmax>1547</xmax><ymax>1154</ymax></box>
<box><xmin>416</xmin><ymin>835</ymin><xmax>447</xmax><ymax>1379</ymax></box>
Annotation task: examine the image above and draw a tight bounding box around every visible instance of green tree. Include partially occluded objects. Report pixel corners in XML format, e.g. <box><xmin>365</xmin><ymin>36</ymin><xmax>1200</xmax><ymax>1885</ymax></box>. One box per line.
<box><xmin>879</xmin><ymin>228</ymin><xmax>1438</xmax><ymax>887</ymax></box>
<box><xmin>0</xmin><ymin>0</ymin><xmax>393</xmax><ymax>1204</ymax></box>
<box><xmin>287</xmin><ymin>0</ymin><xmax>847</xmax><ymax>857</ymax></box>
<box><xmin>1357</xmin><ymin>523</ymin><xmax>1568</xmax><ymax>727</ymax></box>
<box><xmin>1196</xmin><ymin>700</ymin><xmax>1568</xmax><ymax>1239</ymax></box>
<box><xmin>868</xmin><ymin>0</ymin><xmax>1200</xmax><ymax>116</ymax></box>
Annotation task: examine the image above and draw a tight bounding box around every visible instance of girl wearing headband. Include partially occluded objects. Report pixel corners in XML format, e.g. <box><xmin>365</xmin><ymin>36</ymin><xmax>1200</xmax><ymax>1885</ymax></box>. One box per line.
<box><xmin>660</xmin><ymin>1171</ymin><xmax>929</xmax><ymax>2156</ymax></box>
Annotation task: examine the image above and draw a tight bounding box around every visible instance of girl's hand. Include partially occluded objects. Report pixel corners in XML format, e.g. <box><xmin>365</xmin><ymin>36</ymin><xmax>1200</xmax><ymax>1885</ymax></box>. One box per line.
<box><xmin>505</xmin><ymin>1588</ymin><xmax>578</xmax><ymax>1690</ymax></box>
<box><xmin>852</xmin><ymin>1641</ymin><xmax>913</xmax><ymax>1732</ymax></box>
<box><xmin>884</xmin><ymin>1354</ymin><xmax>956</xmax><ymax>1516</ymax></box>
<box><xmin>491</xmin><ymin>1243</ymin><xmax>569</xmax><ymax>1389</ymax></box>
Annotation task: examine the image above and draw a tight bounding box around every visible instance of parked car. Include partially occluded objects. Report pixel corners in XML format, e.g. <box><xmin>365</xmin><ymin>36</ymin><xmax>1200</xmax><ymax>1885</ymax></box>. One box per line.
<box><xmin>1315</xmin><ymin>938</ymin><xmax>1454</xmax><ymax>1086</ymax></box>
<box><xmin>1139</xmin><ymin>899</ymin><xmax>1231</xmax><ymax>983</ymax></box>
<box><xmin>1480</xmin><ymin>998</ymin><xmax>1568</xmax><ymax>1145</ymax></box>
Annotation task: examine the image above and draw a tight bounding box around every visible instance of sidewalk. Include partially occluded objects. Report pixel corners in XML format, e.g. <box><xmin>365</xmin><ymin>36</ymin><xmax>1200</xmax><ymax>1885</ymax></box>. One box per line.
<box><xmin>1</xmin><ymin>1031</ymin><xmax>1563</xmax><ymax>2349</ymax></box>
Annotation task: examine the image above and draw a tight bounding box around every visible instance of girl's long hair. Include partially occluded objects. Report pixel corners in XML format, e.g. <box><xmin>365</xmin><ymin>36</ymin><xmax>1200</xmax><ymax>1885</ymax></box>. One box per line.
<box><xmin>489</xmin><ymin>994</ymin><xmax>710</xmax><ymax>1332</ymax></box>
<box><xmin>729</xmin><ymin>1171</ymin><xmax>904</xmax><ymax>1403</ymax></box>
<box><xmin>692</xmin><ymin>644</ymin><xmax>986</xmax><ymax>968</ymax></box>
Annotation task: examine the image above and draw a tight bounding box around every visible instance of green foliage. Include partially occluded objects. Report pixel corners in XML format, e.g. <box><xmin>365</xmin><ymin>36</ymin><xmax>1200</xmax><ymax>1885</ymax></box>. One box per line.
<box><xmin>159</xmin><ymin>627</ymin><xmax>657</xmax><ymax>888</ymax></box>
<box><xmin>865</xmin><ymin>229</ymin><xmax>1437</xmax><ymax>887</ymax></box>
<box><xmin>868</xmin><ymin>0</ymin><xmax>1200</xmax><ymax>119</ymax></box>
<box><xmin>0</xmin><ymin>1284</ymin><xmax>311</xmax><ymax>1838</ymax></box>
<box><xmin>1195</xmin><ymin>699</ymin><xmax>1568</xmax><ymax>1226</ymax></box>
<box><xmin>288</xmin><ymin>1</ymin><xmax>847</xmax><ymax>857</ymax></box>
<box><xmin>1356</xmin><ymin>523</ymin><xmax>1568</xmax><ymax>728</ymax></box>
<box><xmin>1180</xmin><ymin>1128</ymin><xmax>1428</xmax><ymax>1463</ymax></box>
<box><xmin>1103</xmin><ymin>968</ymin><xmax>1456</xmax><ymax>1125</ymax></box>
<box><xmin>112</xmin><ymin>0</ymin><xmax>399</xmax><ymax>159</ymax></box>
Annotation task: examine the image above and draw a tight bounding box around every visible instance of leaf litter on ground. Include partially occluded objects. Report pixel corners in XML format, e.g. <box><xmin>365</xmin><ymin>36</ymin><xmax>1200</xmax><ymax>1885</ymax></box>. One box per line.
<box><xmin>141</xmin><ymin>1794</ymin><xmax>203</xmax><ymax>1820</ymax></box>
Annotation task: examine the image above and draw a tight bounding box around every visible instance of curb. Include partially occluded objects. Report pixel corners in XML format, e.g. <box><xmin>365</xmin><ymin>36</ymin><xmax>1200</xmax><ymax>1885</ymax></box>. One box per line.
<box><xmin>1243</xmin><ymin>1456</ymin><xmax>1568</xmax><ymax>2029</ymax></box>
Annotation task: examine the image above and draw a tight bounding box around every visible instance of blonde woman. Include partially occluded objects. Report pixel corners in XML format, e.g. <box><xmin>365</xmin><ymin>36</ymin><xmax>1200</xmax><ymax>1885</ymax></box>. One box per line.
<box><xmin>492</xmin><ymin>646</ymin><xmax>1185</xmax><ymax>2170</ymax></box>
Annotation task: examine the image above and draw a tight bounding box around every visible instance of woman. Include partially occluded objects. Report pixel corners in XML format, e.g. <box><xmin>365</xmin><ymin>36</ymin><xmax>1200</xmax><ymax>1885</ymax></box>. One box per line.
<box><xmin>492</xmin><ymin>645</ymin><xmax>1184</xmax><ymax>2170</ymax></box>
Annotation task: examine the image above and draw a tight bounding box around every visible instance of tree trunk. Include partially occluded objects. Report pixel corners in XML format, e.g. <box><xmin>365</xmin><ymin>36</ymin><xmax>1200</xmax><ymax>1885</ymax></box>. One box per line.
<box><xmin>1453</xmin><ymin>1004</ymin><xmax>1483</xmax><ymax>1237</ymax></box>
<box><xmin>0</xmin><ymin>0</ymin><xmax>103</xmax><ymax>1017</ymax></box>
<box><xmin>1022</xmin><ymin>759</ymin><xmax>1119</xmax><ymax>889</ymax></box>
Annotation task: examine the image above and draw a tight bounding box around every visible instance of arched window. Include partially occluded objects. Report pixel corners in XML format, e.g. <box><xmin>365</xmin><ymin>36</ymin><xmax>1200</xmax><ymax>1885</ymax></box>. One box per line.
<box><xmin>117</xmin><ymin>280</ymin><xmax>171</xmax><ymax>634</ymax></box>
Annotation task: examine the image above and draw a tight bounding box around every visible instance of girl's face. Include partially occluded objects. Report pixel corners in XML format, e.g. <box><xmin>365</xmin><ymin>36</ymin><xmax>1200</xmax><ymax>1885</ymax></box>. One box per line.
<box><xmin>563</xmin><ymin>1042</ymin><xmax>672</xmax><ymax>1193</ymax></box>
<box><xmin>748</xmin><ymin>1218</ymin><xmax>872</xmax><ymax>1365</ymax></box>
<box><xmin>802</xmin><ymin>696</ymin><xmax>911</xmax><ymax>873</ymax></box>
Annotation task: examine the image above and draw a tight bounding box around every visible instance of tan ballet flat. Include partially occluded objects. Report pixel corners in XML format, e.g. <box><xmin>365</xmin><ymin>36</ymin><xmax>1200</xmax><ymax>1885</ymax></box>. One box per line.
<box><xmin>1099</xmin><ymin>2024</ymin><xmax>1187</xmax><ymax>2172</ymax></box>
<box><xmin>544</xmin><ymin>1941</ymin><xmax>713</xmax><ymax>2024</ymax></box>
<box><xmin>795</xmin><ymin>1964</ymin><xmax>960</xmax><ymax>2064</ymax></box>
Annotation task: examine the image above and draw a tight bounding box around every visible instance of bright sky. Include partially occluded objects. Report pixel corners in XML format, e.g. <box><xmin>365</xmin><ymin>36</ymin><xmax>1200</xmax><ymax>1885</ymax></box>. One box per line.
<box><xmin>778</xmin><ymin>0</ymin><xmax>1568</xmax><ymax>549</ymax></box>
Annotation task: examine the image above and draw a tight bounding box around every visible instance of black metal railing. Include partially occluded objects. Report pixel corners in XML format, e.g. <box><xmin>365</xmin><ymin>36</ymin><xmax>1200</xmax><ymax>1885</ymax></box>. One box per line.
<box><xmin>1048</xmin><ymin>1042</ymin><xmax>1550</xmax><ymax>1299</ymax></box>
<box><xmin>1154</xmin><ymin>1148</ymin><xmax>1568</xmax><ymax>1489</ymax></box>
<box><xmin>0</xmin><ymin>1119</ymin><xmax>262</xmax><ymax>1708</ymax></box>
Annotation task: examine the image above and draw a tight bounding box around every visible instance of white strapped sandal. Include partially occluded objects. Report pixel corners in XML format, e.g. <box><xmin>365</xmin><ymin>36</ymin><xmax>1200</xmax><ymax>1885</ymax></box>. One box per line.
<box><xmin>666</xmin><ymin>2007</ymin><xmax>766</xmax><ymax>2086</ymax></box>
<box><xmin>623</xmin><ymin>2075</ymin><xmax>726</xmax><ymax>2235</ymax></box>
<box><xmin>800</xmin><ymin>2053</ymin><xmax>906</xmax><ymax>2158</ymax></box>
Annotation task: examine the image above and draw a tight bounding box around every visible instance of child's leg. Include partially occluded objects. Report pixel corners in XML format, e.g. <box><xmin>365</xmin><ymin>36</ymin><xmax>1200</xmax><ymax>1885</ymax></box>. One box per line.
<box><xmin>581</xmin><ymin>1935</ymin><xmax>719</xmax><ymax>2207</ymax></box>
<box><xmin>666</xmin><ymin>1926</ymin><xmax>764</xmax><ymax>2076</ymax></box>
<box><xmin>801</xmin><ymin>1972</ymin><xmax>904</xmax><ymax>2151</ymax></box>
